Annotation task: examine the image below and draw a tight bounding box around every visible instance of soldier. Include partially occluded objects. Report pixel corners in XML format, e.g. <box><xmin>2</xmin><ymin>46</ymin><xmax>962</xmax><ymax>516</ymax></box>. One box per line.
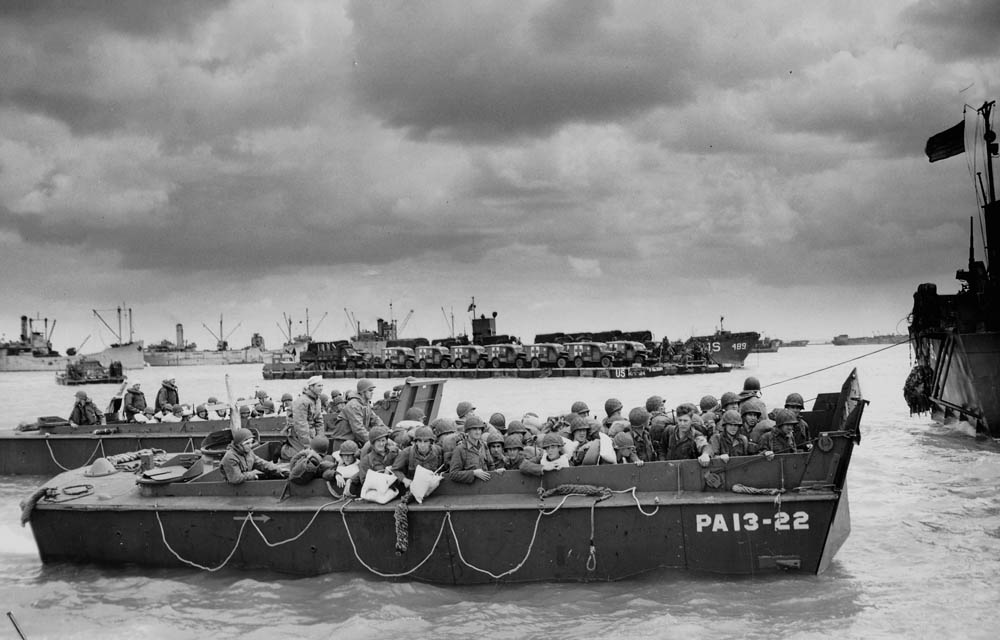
<box><xmin>699</xmin><ymin>395</ymin><xmax>720</xmax><ymax>415</ymax></box>
<box><xmin>155</xmin><ymin>378</ymin><xmax>179</xmax><ymax>413</ymax></box>
<box><xmin>625</xmin><ymin>407</ymin><xmax>656</xmax><ymax>462</ymax></box>
<box><xmin>280</xmin><ymin>375</ymin><xmax>325</xmax><ymax>462</ymax></box>
<box><xmin>612</xmin><ymin>432</ymin><xmax>644</xmax><ymax>466</ymax></box>
<box><xmin>710</xmin><ymin>410</ymin><xmax>751</xmax><ymax>461</ymax></box>
<box><xmin>485</xmin><ymin>432</ymin><xmax>507</xmax><ymax>469</ymax></box>
<box><xmin>602</xmin><ymin>398</ymin><xmax>624</xmax><ymax>432</ymax></box>
<box><xmin>448</xmin><ymin>415</ymin><xmax>494</xmax><ymax>483</ymax></box>
<box><xmin>328</xmin><ymin>378</ymin><xmax>386</xmax><ymax>452</ymax></box>
<box><xmin>289</xmin><ymin>436</ymin><xmax>336</xmax><ymax>485</ymax></box>
<box><xmin>279</xmin><ymin>392</ymin><xmax>294</xmax><ymax>416</ymax></box>
<box><xmin>502</xmin><ymin>434</ymin><xmax>528</xmax><ymax>470</ymax></box>
<box><xmin>662</xmin><ymin>413</ymin><xmax>712</xmax><ymax>466</ymax></box>
<box><xmin>357</xmin><ymin>425</ymin><xmax>397</xmax><ymax>488</ymax></box>
<box><xmin>570</xmin><ymin>401</ymin><xmax>591</xmax><ymax>418</ymax></box>
<box><xmin>192</xmin><ymin>404</ymin><xmax>210</xmax><ymax>421</ymax></box>
<box><xmin>783</xmin><ymin>392</ymin><xmax>811</xmax><ymax>447</ymax></box>
<box><xmin>719</xmin><ymin>391</ymin><xmax>740</xmax><ymax>414</ymax></box>
<box><xmin>391</xmin><ymin>426</ymin><xmax>445</xmax><ymax>488</ymax></box>
<box><xmin>123</xmin><ymin>383</ymin><xmax>146</xmax><ymax>422</ymax></box>
<box><xmin>455</xmin><ymin>401</ymin><xmax>477</xmax><ymax>428</ymax></box>
<box><xmin>758</xmin><ymin>409</ymin><xmax>808</xmax><ymax>457</ymax></box>
<box><xmin>221</xmin><ymin>428</ymin><xmax>286</xmax><ymax>484</ymax></box>
<box><xmin>488</xmin><ymin>412</ymin><xmax>507</xmax><ymax>436</ymax></box>
<box><xmin>69</xmin><ymin>391</ymin><xmax>102</xmax><ymax>427</ymax></box>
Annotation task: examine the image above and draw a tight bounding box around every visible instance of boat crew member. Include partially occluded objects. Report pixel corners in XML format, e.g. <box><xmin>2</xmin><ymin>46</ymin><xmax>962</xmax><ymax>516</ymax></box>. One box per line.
<box><xmin>391</xmin><ymin>426</ymin><xmax>444</xmax><ymax>488</ymax></box>
<box><xmin>155</xmin><ymin>378</ymin><xmax>179</xmax><ymax>413</ymax></box>
<box><xmin>661</xmin><ymin>413</ymin><xmax>712</xmax><ymax>466</ymax></box>
<box><xmin>329</xmin><ymin>378</ymin><xmax>386</xmax><ymax>451</ymax></box>
<box><xmin>289</xmin><ymin>436</ymin><xmax>336</xmax><ymax>485</ymax></box>
<box><xmin>710</xmin><ymin>410</ymin><xmax>751</xmax><ymax>461</ymax></box>
<box><xmin>357</xmin><ymin>425</ymin><xmax>397</xmax><ymax>488</ymax></box>
<box><xmin>123</xmin><ymin>383</ymin><xmax>146</xmax><ymax>422</ymax></box>
<box><xmin>281</xmin><ymin>375</ymin><xmax>325</xmax><ymax>462</ymax></box>
<box><xmin>448</xmin><ymin>415</ymin><xmax>494</xmax><ymax>483</ymax></box>
<box><xmin>627</xmin><ymin>407</ymin><xmax>657</xmax><ymax>462</ymax></box>
<box><xmin>758</xmin><ymin>409</ymin><xmax>807</xmax><ymax>457</ymax></box>
<box><xmin>602</xmin><ymin>398</ymin><xmax>624</xmax><ymax>432</ymax></box>
<box><xmin>221</xmin><ymin>428</ymin><xmax>287</xmax><ymax>484</ymax></box>
<box><xmin>612</xmin><ymin>432</ymin><xmax>644</xmax><ymax>466</ymax></box>
<box><xmin>69</xmin><ymin>391</ymin><xmax>102</xmax><ymax>427</ymax></box>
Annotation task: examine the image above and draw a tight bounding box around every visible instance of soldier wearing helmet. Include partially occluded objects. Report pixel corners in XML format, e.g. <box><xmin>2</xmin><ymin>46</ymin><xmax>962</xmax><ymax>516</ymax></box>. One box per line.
<box><xmin>289</xmin><ymin>435</ymin><xmax>337</xmax><ymax>485</ymax></box>
<box><xmin>280</xmin><ymin>375</ymin><xmax>325</xmax><ymax>462</ymax></box>
<box><xmin>662</xmin><ymin>412</ymin><xmax>712</xmax><ymax>467</ymax></box>
<box><xmin>719</xmin><ymin>392</ymin><xmax>740</xmax><ymax>413</ymax></box>
<box><xmin>327</xmin><ymin>378</ymin><xmax>386</xmax><ymax>453</ymax></box>
<box><xmin>570</xmin><ymin>401</ymin><xmax>590</xmax><ymax>418</ymax></box>
<box><xmin>391</xmin><ymin>425</ymin><xmax>444</xmax><ymax>488</ymax></box>
<box><xmin>699</xmin><ymin>395</ymin><xmax>720</xmax><ymax>415</ymax></box>
<box><xmin>502</xmin><ymin>434</ymin><xmax>528</xmax><ymax>471</ymax></box>
<box><xmin>710</xmin><ymin>409</ymin><xmax>751</xmax><ymax>462</ymax></box>
<box><xmin>783</xmin><ymin>393</ymin><xmax>811</xmax><ymax>447</ymax></box>
<box><xmin>221</xmin><ymin>428</ymin><xmax>286</xmax><ymax>484</ymax></box>
<box><xmin>757</xmin><ymin>408</ymin><xmax>806</xmax><ymax>457</ymax></box>
<box><xmin>455</xmin><ymin>401</ymin><xmax>477</xmax><ymax>428</ymax></box>
<box><xmin>192</xmin><ymin>404</ymin><xmax>210</xmax><ymax>421</ymax></box>
<box><xmin>279</xmin><ymin>392</ymin><xmax>294</xmax><ymax>415</ymax></box>
<box><xmin>627</xmin><ymin>407</ymin><xmax>657</xmax><ymax>462</ymax></box>
<box><xmin>739</xmin><ymin>398</ymin><xmax>766</xmax><ymax>438</ymax></box>
<box><xmin>612</xmin><ymin>432</ymin><xmax>643</xmax><ymax>466</ymax></box>
<box><xmin>602</xmin><ymin>398</ymin><xmax>624</xmax><ymax>431</ymax></box>
<box><xmin>449</xmin><ymin>415</ymin><xmax>495</xmax><ymax>483</ymax></box>
<box><xmin>69</xmin><ymin>390</ymin><xmax>102</xmax><ymax>427</ymax></box>
<box><xmin>357</xmin><ymin>425</ymin><xmax>397</xmax><ymax>488</ymax></box>
<box><xmin>533</xmin><ymin>432</ymin><xmax>569</xmax><ymax>472</ymax></box>
<box><xmin>485</xmin><ymin>431</ymin><xmax>507</xmax><ymax>469</ymax></box>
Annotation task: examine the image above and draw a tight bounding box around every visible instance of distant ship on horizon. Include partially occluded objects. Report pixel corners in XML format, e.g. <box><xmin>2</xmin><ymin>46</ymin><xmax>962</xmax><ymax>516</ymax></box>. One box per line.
<box><xmin>832</xmin><ymin>333</ymin><xmax>908</xmax><ymax>346</ymax></box>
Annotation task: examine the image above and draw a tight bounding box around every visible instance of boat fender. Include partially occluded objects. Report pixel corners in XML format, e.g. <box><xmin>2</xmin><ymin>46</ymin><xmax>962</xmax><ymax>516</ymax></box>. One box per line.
<box><xmin>817</xmin><ymin>435</ymin><xmax>834</xmax><ymax>452</ymax></box>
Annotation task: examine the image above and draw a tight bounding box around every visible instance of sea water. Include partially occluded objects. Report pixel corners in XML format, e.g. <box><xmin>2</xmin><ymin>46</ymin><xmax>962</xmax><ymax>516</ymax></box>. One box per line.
<box><xmin>0</xmin><ymin>344</ymin><xmax>997</xmax><ymax>639</ymax></box>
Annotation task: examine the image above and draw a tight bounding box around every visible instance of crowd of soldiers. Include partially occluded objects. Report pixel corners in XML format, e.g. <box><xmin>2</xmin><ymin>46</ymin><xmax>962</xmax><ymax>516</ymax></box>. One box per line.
<box><xmin>214</xmin><ymin>374</ymin><xmax>813</xmax><ymax>493</ymax></box>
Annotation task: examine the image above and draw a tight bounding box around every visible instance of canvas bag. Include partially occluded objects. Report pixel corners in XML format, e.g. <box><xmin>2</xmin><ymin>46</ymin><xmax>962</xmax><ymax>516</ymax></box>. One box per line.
<box><xmin>360</xmin><ymin>470</ymin><xmax>398</xmax><ymax>504</ymax></box>
<box><xmin>409</xmin><ymin>465</ymin><xmax>443</xmax><ymax>504</ymax></box>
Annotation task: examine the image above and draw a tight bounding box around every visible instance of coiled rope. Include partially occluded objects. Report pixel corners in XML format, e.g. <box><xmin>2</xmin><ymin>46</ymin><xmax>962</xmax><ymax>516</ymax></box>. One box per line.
<box><xmin>46</xmin><ymin>439</ymin><xmax>107</xmax><ymax>472</ymax></box>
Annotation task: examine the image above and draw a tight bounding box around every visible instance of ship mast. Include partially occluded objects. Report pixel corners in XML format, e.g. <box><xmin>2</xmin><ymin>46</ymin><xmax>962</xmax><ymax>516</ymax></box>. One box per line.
<box><xmin>981</xmin><ymin>101</ymin><xmax>999</xmax><ymax>282</ymax></box>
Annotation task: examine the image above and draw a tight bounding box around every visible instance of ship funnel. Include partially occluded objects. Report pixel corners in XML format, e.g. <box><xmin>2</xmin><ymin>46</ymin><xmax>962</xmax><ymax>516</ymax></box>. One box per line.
<box><xmin>176</xmin><ymin>323</ymin><xmax>184</xmax><ymax>348</ymax></box>
<box><xmin>20</xmin><ymin>315</ymin><xmax>28</xmax><ymax>342</ymax></box>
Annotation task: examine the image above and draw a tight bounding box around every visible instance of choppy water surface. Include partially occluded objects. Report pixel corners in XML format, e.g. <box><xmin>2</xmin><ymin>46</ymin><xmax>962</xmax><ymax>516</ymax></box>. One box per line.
<box><xmin>1</xmin><ymin>344</ymin><xmax>997</xmax><ymax>639</ymax></box>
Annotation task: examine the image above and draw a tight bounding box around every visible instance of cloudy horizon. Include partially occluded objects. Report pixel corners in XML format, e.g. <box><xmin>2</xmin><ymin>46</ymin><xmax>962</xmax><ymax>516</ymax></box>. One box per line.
<box><xmin>2</xmin><ymin>0</ymin><xmax>998</xmax><ymax>353</ymax></box>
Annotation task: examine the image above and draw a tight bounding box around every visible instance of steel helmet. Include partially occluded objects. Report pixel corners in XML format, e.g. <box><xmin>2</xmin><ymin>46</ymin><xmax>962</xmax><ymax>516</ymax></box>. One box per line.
<box><xmin>310</xmin><ymin>435</ymin><xmax>330</xmax><ymax>454</ymax></box>
<box><xmin>489</xmin><ymin>412</ymin><xmax>506</xmax><ymax>428</ymax></box>
<box><xmin>773</xmin><ymin>408</ymin><xmax>799</xmax><ymax>427</ymax></box>
<box><xmin>628</xmin><ymin>407</ymin><xmax>650</xmax><ymax>427</ymax></box>
<box><xmin>404</xmin><ymin>408</ymin><xmax>426</xmax><ymax>422</ymax></box>
<box><xmin>173</xmin><ymin>405</ymin><xmax>185</xmax><ymax>416</ymax></box>
<box><xmin>506</xmin><ymin>420</ymin><xmax>527</xmax><ymax>435</ymax></box>
<box><xmin>720</xmin><ymin>391</ymin><xmax>740</xmax><ymax>407</ymax></box>
<box><xmin>413</xmin><ymin>426</ymin><xmax>435</xmax><ymax>442</ymax></box>
<box><xmin>503</xmin><ymin>434</ymin><xmax>524</xmax><ymax>450</ymax></box>
<box><xmin>464</xmin><ymin>415</ymin><xmax>486</xmax><ymax>431</ymax></box>
<box><xmin>75</xmin><ymin>390</ymin><xmax>89</xmax><ymax>400</ymax></box>
<box><xmin>740</xmin><ymin>399</ymin><xmax>764</xmax><ymax>417</ymax></box>
<box><xmin>540</xmin><ymin>433</ymin><xmax>564</xmax><ymax>449</ymax></box>
<box><xmin>339</xmin><ymin>440</ymin><xmax>359</xmax><ymax>456</ymax></box>
<box><xmin>431</xmin><ymin>418</ymin><xmax>456</xmax><ymax>436</ymax></box>
<box><xmin>721</xmin><ymin>409</ymin><xmax>742</xmax><ymax>426</ymax></box>
<box><xmin>570</xmin><ymin>401</ymin><xmax>590</xmax><ymax>415</ymax></box>
<box><xmin>604</xmin><ymin>397</ymin><xmax>623</xmax><ymax>415</ymax></box>
<box><xmin>644</xmin><ymin>395</ymin><xmax>664</xmax><ymax>412</ymax></box>
<box><xmin>612</xmin><ymin>432</ymin><xmax>635</xmax><ymax>450</ymax></box>
<box><xmin>699</xmin><ymin>395</ymin><xmax>719</xmax><ymax>413</ymax></box>
<box><xmin>255</xmin><ymin>389</ymin><xmax>269</xmax><ymax>400</ymax></box>
<box><xmin>232</xmin><ymin>428</ymin><xmax>254</xmax><ymax>445</ymax></box>
<box><xmin>208</xmin><ymin>396</ymin><xmax>219</xmax><ymax>404</ymax></box>
<box><xmin>238</xmin><ymin>405</ymin><xmax>252</xmax><ymax>416</ymax></box>
<box><xmin>784</xmin><ymin>393</ymin><xmax>805</xmax><ymax>409</ymax></box>
<box><xmin>369</xmin><ymin>425</ymin><xmax>390</xmax><ymax>444</ymax></box>
<box><xmin>280</xmin><ymin>393</ymin><xmax>293</xmax><ymax>402</ymax></box>
<box><xmin>568</xmin><ymin>414</ymin><xmax>589</xmax><ymax>434</ymax></box>
<box><xmin>319</xmin><ymin>393</ymin><xmax>330</xmax><ymax>405</ymax></box>
<box><xmin>742</xmin><ymin>376</ymin><xmax>761</xmax><ymax>392</ymax></box>
<box><xmin>486</xmin><ymin>432</ymin><xmax>504</xmax><ymax>445</ymax></box>
<box><xmin>456</xmin><ymin>401</ymin><xmax>475</xmax><ymax>418</ymax></box>
<box><xmin>195</xmin><ymin>403</ymin><xmax>207</xmax><ymax>414</ymax></box>
<box><xmin>357</xmin><ymin>378</ymin><xmax>376</xmax><ymax>393</ymax></box>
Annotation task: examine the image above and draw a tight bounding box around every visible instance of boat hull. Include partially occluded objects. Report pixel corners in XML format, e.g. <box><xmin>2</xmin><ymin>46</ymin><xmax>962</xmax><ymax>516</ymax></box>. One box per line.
<box><xmin>918</xmin><ymin>331</ymin><xmax>1000</xmax><ymax>437</ymax></box>
<box><xmin>686</xmin><ymin>331</ymin><xmax>759</xmax><ymax>366</ymax></box>
<box><xmin>0</xmin><ymin>343</ymin><xmax>144</xmax><ymax>372</ymax></box>
<box><xmin>143</xmin><ymin>347</ymin><xmax>267</xmax><ymax>366</ymax></box>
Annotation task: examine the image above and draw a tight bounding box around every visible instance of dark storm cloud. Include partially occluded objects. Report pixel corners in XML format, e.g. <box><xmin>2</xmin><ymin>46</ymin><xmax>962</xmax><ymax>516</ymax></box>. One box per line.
<box><xmin>348</xmin><ymin>0</ymin><xmax>697</xmax><ymax>142</ymax></box>
<box><xmin>902</xmin><ymin>0</ymin><xmax>1000</xmax><ymax>62</ymax></box>
<box><xmin>0</xmin><ymin>0</ymin><xmax>227</xmax><ymax>38</ymax></box>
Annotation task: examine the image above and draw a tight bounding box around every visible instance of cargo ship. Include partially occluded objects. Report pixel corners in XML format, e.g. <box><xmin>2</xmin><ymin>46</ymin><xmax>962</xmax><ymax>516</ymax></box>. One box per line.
<box><xmin>906</xmin><ymin>100</ymin><xmax>1000</xmax><ymax>438</ymax></box>
<box><xmin>143</xmin><ymin>317</ymin><xmax>267</xmax><ymax>366</ymax></box>
<box><xmin>832</xmin><ymin>334</ymin><xmax>907</xmax><ymax>346</ymax></box>
<box><xmin>0</xmin><ymin>312</ymin><xmax>144</xmax><ymax>372</ymax></box>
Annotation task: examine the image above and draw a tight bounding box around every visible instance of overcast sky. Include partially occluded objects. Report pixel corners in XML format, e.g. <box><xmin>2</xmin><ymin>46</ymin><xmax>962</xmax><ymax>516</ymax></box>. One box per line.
<box><xmin>2</xmin><ymin>0</ymin><xmax>998</xmax><ymax>352</ymax></box>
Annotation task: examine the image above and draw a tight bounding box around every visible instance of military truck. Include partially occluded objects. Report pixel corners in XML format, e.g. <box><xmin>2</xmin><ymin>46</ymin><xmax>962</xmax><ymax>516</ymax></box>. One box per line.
<box><xmin>524</xmin><ymin>343</ymin><xmax>570</xmax><ymax>368</ymax></box>
<box><xmin>565</xmin><ymin>342</ymin><xmax>614</xmax><ymax>368</ymax></box>
<box><xmin>299</xmin><ymin>340</ymin><xmax>371</xmax><ymax>370</ymax></box>
<box><xmin>605</xmin><ymin>340</ymin><xmax>650</xmax><ymax>366</ymax></box>
<box><xmin>449</xmin><ymin>344</ymin><xmax>489</xmax><ymax>369</ymax></box>
<box><xmin>382</xmin><ymin>346</ymin><xmax>417</xmax><ymax>369</ymax></box>
<box><xmin>414</xmin><ymin>345</ymin><xmax>451</xmax><ymax>369</ymax></box>
<box><xmin>485</xmin><ymin>343</ymin><xmax>528</xmax><ymax>369</ymax></box>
